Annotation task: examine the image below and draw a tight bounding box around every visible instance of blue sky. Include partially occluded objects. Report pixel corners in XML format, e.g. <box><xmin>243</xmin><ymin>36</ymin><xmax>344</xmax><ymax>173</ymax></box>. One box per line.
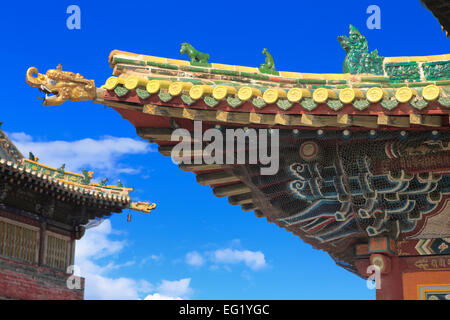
<box><xmin>1</xmin><ymin>0</ymin><xmax>449</xmax><ymax>299</ymax></box>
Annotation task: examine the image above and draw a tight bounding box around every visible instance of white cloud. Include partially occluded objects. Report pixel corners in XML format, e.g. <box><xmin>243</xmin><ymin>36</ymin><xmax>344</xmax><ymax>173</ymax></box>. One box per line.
<box><xmin>144</xmin><ymin>278</ymin><xmax>193</xmax><ymax>300</ymax></box>
<box><xmin>75</xmin><ymin>220</ymin><xmax>192</xmax><ymax>300</ymax></box>
<box><xmin>83</xmin><ymin>275</ymin><xmax>151</xmax><ymax>300</ymax></box>
<box><xmin>75</xmin><ymin>220</ymin><xmax>146</xmax><ymax>299</ymax></box>
<box><xmin>184</xmin><ymin>243</ymin><xmax>267</xmax><ymax>272</ymax></box>
<box><xmin>185</xmin><ymin>251</ymin><xmax>205</xmax><ymax>267</ymax></box>
<box><xmin>212</xmin><ymin>249</ymin><xmax>267</xmax><ymax>271</ymax></box>
<box><xmin>157</xmin><ymin>278</ymin><xmax>193</xmax><ymax>298</ymax></box>
<box><xmin>76</xmin><ymin>220</ymin><xmax>125</xmax><ymax>262</ymax></box>
<box><xmin>9</xmin><ymin>132</ymin><xmax>153</xmax><ymax>178</ymax></box>
<box><xmin>144</xmin><ymin>293</ymin><xmax>182</xmax><ymax>300</ymax></box>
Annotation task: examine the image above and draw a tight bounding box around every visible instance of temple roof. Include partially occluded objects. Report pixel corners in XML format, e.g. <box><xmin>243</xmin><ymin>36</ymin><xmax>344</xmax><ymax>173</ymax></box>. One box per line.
<box><xmin>90</xmin><ymin>45</ymin><xmax>450</xmax><ymax>133</ymax></box>
<box><xmin>24</xmin><ymin>24</ymin><xmax>450</xmax><ymax>276</ymax></box>
<box><xmin>0</xmin><ymin>125</ymin><xmax>24</xmax><ymax>162</ymax></box>
<box><xmin>0</xmin><ymin>126</ymin><xmax>155</xmax><ymax>217</ymax></box>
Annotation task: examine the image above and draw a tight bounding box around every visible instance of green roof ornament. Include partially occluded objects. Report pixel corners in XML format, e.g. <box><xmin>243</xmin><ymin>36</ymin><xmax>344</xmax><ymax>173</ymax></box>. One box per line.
<box><xmin>29</xmin><ymin>152</ymin><xmax>38</xmax><ymax>161</ymax></box>
<box><xmin>338</xmin><ymin>25</ymin><xmax>384</xmax><ymax>75</ymax></box>
<box><xmin>99</xmin><ymin>178</ymin><xmax>108</xmax><ymax>186</ymax></box>
<box><xmin>55</xmin><ymin>163</ymin><xmax>66</xmax><ymax>178</ymax></box>
<box><xmin>117</xmin><ymin>179</ymin><xmax>123</xmax><ymax>187</ymax></box>
<box><xmin>81</xmin><ymin>169</ymin><xmax>93</xmax><ymax>185</ymax></box>
<box><xmin>180</xmin><ymin>43</ymin><xmax>210</xmax><ymax>67</ymax></box>
<box><xmin>259</xmin><ymin>48</ymin><xmax>278</xmax><ymax>75</ymax></box>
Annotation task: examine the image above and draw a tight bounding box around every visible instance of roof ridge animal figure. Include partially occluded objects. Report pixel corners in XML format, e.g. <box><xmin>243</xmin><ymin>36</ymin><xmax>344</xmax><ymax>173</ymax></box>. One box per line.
<box><xmin>55</xmin><ymin>163</ymin><xmax>66</xmax><ymax>178</ymax></box>
<box><xmin>337</xmin><ymin>25</ymin><xmax>384</xmax><ymax>75</ymax></box>
<box><xmin>81</xmin><ymin>169</ymin><xmax>94</xmax><ymax>185</ymax></box>
<box><xmin>180</xmin><ymin>43</ymin><xmax>210</xmax><ymax>65</ymax></box>
<box><xmin>29</xmin><ymin>152</ymin><xmax>39</xmax><ymax>162</ymax></box>
<box><xmin>260</xmin><ymin>48</ymin><xmax>276</xmax><ymax>71</ymax></box>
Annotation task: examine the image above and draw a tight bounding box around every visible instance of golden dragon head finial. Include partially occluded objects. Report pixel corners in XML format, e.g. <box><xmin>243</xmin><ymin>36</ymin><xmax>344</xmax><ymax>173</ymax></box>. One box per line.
<box><xmin>130</xmin><ymin>201</ymin><xmax>157</xmax><ymax>214</ymax></box>
<box><xmin>26</xmin><ymin>65</ymin><xmax>96</xmax><ymax>106</ymax></box>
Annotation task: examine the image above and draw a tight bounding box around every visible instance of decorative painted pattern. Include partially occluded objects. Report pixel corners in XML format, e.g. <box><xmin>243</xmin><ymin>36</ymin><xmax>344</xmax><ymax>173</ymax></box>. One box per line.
<box><xmin>397</xmin><ymin>238</ymin><xmax>450</xmax><ymax>256</ymax></box>
<box><xmin>282</xmin><ymin>138</ymin><xmax>450</xmax><ymax>243</ymax></box>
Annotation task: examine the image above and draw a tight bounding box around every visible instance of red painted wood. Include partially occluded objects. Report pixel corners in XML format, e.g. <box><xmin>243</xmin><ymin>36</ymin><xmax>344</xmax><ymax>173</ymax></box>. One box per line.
<box><xmin>376</xmin><ymin>255</ymin><xmax>404</xmax><ymax>300</ymax></box>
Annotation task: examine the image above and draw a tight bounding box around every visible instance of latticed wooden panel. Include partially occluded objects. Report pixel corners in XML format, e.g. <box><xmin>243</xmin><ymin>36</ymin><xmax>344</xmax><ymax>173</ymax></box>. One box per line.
<box><xmin>45</xmin><ymin>234</ymin><xmax>70</xmax><ymax>271</ymax></box>
<box><xmin>0</xmin><ymin>219</ymin><xmax>39</xmax><ymax>263</ymax></box>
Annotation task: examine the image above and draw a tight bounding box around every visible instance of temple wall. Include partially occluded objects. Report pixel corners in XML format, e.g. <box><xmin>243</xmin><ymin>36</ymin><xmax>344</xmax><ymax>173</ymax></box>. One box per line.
<box><xmin>0</xmin><ymin>256</ymin><xmax>84</xmax><ymax>300</ymax></box>
<box><xmin>0</xmin><ymin>208</ymin><xmax>84</xmax><ymax>300</ymax></box>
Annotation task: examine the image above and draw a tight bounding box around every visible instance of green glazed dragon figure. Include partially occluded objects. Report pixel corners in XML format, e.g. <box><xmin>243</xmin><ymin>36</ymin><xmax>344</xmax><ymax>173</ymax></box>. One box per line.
<box><xmin>29</xmin><ymin>152</ymin><xmax>38</xmax><ymax>162</ymax></box>
<box><xmin>81</xmin><ymin>169</ymin><xmax>93</xmax><ymax>185</ymax></box>
<box><xmin>180</xmin><ymin>43</ymin><xmax>210</xmax><ymax>65</ymax></box>
<box><xmin>337</xmin><ymin>25</ymin><xmax>384</xmax><ymax>75</ymax></box>
<box><xmin>259</xmin><ymin>48</ymin><xmax>278</xmax><ymax>75</ymax></box>
<box><xmin>55</xmin><ymin>163</ymin><xmax>66</xmax><ymax>178</ymax></box>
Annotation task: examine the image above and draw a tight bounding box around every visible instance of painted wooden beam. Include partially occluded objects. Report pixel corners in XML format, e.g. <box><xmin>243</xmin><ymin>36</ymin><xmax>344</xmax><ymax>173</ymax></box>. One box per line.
<box><xmin>159</xmin><ymin>145</ymin><xmax>215</xmax><ymax>164</ymax></box>
<box><xmin>136</xmin><ymin>128</ymin><xmax>176</xmax><ymax>141</ymax></box>
<box><xmin>196</xmin><ymin>171</ymin><xmax>240</xmax><ymax>186</ymax></box>
<box><xmin>301</xmin><ymin>114</ymin><xmax>344</xmax><ymax>127</ymax></box>
<box><xmin>158</xmin><ymin>145</ymin><xmax>173</xmax><ymax>157</ymax></box>
<box><xmin>137</xmin><ymin>128</ymin><xmax>202</xmax><ymax>142</ymax></box>
<box><xmin>143</xmin><ymin>104</ymin><xmax>184</xmax><ymax>118</ymax></box>
<box><xmin>179</xmin><ymin>163</ymin><xmax>230</xmax><ymax>172</ymax></box>
<box><xmin>158</xmin><ymin>145</ymin><xmax>206</xmax><ymax>158</ymax></box>
<box><xmin>183</xmin><ymin>108</ymin><xmax>217</xmax><ymax>121</ymax></box>
<box><xmin>337</xmin><ymin>114</ymin><xmax>378</xmax><ymax>128</ymax></box>
<box><xmin>241</xmin><ymin>203</ymin><xmax>258</xmax><ymax>211</ymax></box>
<box><xmin>249</xmin><ymin>113</ymin><xmax>276</xmax><ymax>125</ymax></box>
<box><xmin>216</xmin><ymin>111</ymin><xmax>250</xmax><ymax>124</ymax></box>
<box><xmin>377</xmin><ymin>114</ymin><xmax>410</xmax><ymax>128</ymax></box>
<box><xmin>228</xmin><ymin>193</ymin><xmax>253</xmax><ymax>205</ymax></box>
<box><xmin>213</xmin><ymin>183</ymin><xmax>251</xmax><ymax>197</ymax></box>
<box><xmin>274</xmin><ymin>113</ymin><xmax>303</xmax><ymax>126</ymax></box>
<box><xmin>409</xmin><ymin>114</ymin><xmax>442</xmax><ymax>127</ymax></box>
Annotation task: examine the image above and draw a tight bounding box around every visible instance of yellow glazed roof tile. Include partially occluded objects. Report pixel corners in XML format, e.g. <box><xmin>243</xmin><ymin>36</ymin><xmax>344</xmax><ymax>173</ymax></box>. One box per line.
<box><xmin>384</xmin><ymin>54</ymin><xmax>450</xmax><ymax>64</ymax></box>
<box><xmin>142</xmin><ymin>55</ymin><xmax>167</xmax><ymax>64</ymax></box>
<box><xmin>167</xmin><ymin>58</ymin><xmax>189</xmax><ymax>66</ymax></box>
<box><xmin>211</xmin><ymin>63</ymin><xmax>236</xmax><ymax>71</ymax></box>
<box><xmin>235</xmin><ymin>65</ymin><xmax>257</xmax><ymax>73</ymax></box>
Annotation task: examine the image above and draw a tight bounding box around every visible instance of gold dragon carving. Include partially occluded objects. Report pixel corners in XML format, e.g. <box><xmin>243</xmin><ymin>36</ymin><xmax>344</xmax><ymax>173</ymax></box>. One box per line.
<box><xmin>26</xmin><ymin>64</ymin><xmax>96</xmax><ymax>106</ymax></box>
<box><xmin>130</xmin><ymin>201</ymin><xmax>157</xmax><ymax>214</ymax></box>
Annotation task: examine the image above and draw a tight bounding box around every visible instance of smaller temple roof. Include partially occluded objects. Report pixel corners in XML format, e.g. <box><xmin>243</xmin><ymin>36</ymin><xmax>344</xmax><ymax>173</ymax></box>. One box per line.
<box><xmin>0</xmin><ymin>124</ymin><xmax>23</xmax><ymax>162</ymax></box>
<box><xmin>0</xmin><ymin>126</ymin><xmax>155</xmax><ymax>218</ymax></box>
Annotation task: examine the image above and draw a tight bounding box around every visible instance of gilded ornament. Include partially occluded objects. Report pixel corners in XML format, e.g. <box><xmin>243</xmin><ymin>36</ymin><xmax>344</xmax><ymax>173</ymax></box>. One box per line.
<box><xmin>26</xmin><ymin>64</ymin><xmax>96</xmax><ymax>106</ymax></box>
